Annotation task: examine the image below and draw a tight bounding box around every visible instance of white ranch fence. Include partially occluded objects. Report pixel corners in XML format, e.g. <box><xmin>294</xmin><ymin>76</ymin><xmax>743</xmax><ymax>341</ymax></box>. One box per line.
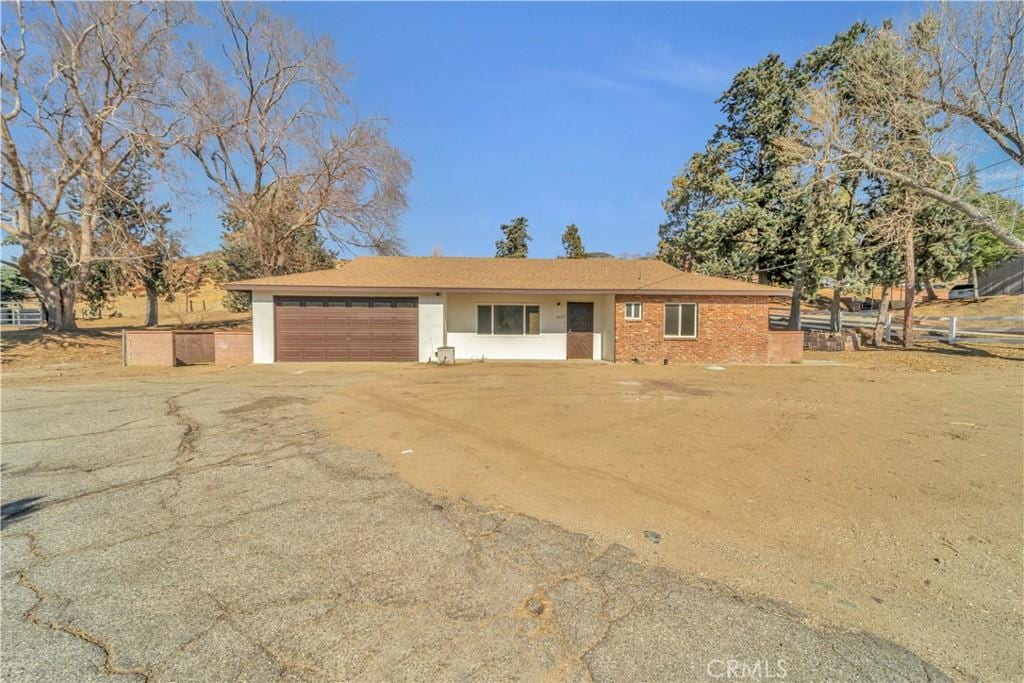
<box><xmin>770</xmin><ymin>308</ymin><xmax>1024</xmax><ymax>345</ymax></box>
<box><xmin>0</xmin><ymin>307</ymin><xmax>43</xmax><ymax>327</ymax></box>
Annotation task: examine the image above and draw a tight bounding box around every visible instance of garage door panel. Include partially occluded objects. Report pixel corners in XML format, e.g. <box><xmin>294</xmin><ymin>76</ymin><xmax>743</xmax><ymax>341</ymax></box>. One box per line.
<box><xmin>275</xmin><ymin>297</ymin><xmax>418</xmax><ymax>362</ymax></box>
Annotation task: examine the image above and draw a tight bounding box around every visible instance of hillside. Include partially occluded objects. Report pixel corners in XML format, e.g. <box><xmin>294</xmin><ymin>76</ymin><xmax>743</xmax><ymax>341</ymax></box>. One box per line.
<box><xmin>75</xmin><ymin>282</ymin><xmax>248</xmax><ymax>330</ymax></box>
<box><xmin>915</xmin><ymin>294</ymin><xmax>1024</xmax><ymax>327</ymax></box>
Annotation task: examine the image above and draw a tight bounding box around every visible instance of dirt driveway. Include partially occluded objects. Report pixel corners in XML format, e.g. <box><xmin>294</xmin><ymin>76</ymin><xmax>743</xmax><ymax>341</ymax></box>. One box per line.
<box><xmin>1</xmin><ymin>362</ymin><xmax>960</xmax><ymax>681</ymax></box>
<box><xmin>314</xmin><ymin>350</ymin><xmax>1024</xmax><ymax>681</ymax></box>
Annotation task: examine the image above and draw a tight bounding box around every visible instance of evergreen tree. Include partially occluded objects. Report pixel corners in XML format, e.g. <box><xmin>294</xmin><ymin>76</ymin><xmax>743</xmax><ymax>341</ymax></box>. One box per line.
<box><xmin>860</xmin><ymin>177</ymin><xmax>911</xmax><ymax>345</ymax></box>
<box><xmin>561</xmin><ymin>224</ymin><xmax>586</xmax><ymax>258</ymax></box>
<box><xmin>219</xmin><ymin>191</ymin><xmax>337</xmax><ymax>312</ymax></box>
<box><xmin>495</xmin><ymin>217</ymin><xmax>531</xmax><ymax>258</ymax></box>
<box><xmin>101</xmin><ymin>158</ymin><xmax>177</xmax><ymax>325</ymax></box>
<box><xmin>66</xmin><ymin>154</ymin><xmax>178</xmax><ymax>324</ymax></box>
<box><xmin>0</xmin><ymin>266</ymin><xmax>32</xmax><ymax>303</ymax></box>
<box><xmin>659</xmin><ymin>25</ymin><xmax>869</xmax><ymax>326</ymax></box>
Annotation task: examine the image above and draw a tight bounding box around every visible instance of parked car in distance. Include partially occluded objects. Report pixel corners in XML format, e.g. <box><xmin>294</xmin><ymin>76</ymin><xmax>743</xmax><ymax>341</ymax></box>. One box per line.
<box><xmin>948</xmin><ymin>283</ymin><xmax>976</xmax><ymax>300</ymax></box>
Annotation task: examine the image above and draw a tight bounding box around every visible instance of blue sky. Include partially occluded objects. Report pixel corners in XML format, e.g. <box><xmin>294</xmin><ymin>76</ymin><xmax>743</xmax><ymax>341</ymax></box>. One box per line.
<box><xmin>177</xmin><ymin>2</ymin><xmax>930</xmax><ymax>258</ymax></box>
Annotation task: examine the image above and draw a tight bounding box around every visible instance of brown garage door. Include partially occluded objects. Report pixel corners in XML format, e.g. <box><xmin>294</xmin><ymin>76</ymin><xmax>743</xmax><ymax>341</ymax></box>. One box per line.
<box><xmin>274</xmin><ymin>297</ymin><xmax>418</xmax><ymax>362</ymax></box>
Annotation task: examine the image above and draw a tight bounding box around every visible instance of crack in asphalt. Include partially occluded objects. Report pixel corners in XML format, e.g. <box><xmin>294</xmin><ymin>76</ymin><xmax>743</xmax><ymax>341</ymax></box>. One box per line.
<box><xmin>1</xmin><ymin>377</ymin><xmax>957</xmax><ymax>682</ymax></box>
<box><xmin>16</xmin><ymin>572</ymin><xmax>149</xmax><ymax>681</ymax></box>
<box><xmin>165</xmin><ymin>389</ymin><xmax>202</xmax><ymax>469</ymax></box>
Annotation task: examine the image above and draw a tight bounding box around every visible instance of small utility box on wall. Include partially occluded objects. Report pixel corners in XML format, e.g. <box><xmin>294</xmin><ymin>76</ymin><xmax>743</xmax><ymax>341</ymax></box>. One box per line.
<box><xmin>436</xmin><ymin>346</ymin><xmax>455</xmax><ymax>365</ymax></box>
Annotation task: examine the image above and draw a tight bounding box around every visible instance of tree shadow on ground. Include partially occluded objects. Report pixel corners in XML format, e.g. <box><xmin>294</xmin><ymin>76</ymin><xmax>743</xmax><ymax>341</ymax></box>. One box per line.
<box><xmin>0</xmin><ymin>328</ymin><xmax>121</xmax><ymax>365</ymax></box>
<box><xmin>878</xmin><ymin>341</ymin><xmax>1023</xmax><ymax>363</ymax></box>
<box><xmin>1</xmin><ymin>496</ymin><xmax>45</xmax><ymax>529</ymax></box>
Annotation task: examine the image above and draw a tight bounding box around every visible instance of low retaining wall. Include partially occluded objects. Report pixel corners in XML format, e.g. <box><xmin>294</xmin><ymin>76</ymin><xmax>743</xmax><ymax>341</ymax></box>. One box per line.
<box><xmin>123</xmin><ymin>331</ymin><xmax>175</xmax><ymax>366</ymax></box>
<box><xmin>766</xmin><ymin>331</ymin><xmax>804</xmax><ymax>364</ymax></box>
<box><xmin>174</xmin><ymin>331</ymin><xmax>215</xmax><ymax>365</ymax></box>
<box><xmin>803</xmin><ymin>330</ymin><xmax>861</xmax><ymax>352</ymax></box>
<box><xmin>124</xmin><ymin>330</ymin><xmax>252</xmax><ymax>366</ymax></box>
<box><xmin>213</xmin><ymin>331</ymin><xmax>253</xmax><ymax>365</ymax></box>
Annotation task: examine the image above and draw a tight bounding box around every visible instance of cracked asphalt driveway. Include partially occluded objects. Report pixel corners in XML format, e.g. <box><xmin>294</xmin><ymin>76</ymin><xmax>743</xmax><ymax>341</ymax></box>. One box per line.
<box><xmin>1</xmin><ymin>365</ymin><xmax>951</xmax><ymax>681</ymax></box>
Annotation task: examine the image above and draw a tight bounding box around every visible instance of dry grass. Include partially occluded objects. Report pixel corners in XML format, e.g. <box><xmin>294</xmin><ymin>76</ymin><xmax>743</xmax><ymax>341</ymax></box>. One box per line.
<box><xmin>3</xmin><ymin>282</ymin><xmax>250</xmax><ymax>368</ymax></box>
<box><xmin>74</xmin><ymin>282</ymin><xmax>249</xmax><ymax>329</ymax></box>
<box><xmin>915</xmin><ymin>293</ymin><xmax>1024</xmax><ymax>320</ymax></box>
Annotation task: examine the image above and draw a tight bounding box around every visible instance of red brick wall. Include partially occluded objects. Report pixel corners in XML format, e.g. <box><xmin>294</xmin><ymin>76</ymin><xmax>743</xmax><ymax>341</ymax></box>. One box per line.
<box><xmin>614</xmin><ymin>295</ymin><xmax>774</xmax><ymax>364</ymax></box>
<box><xmin>767</xmin><ymin>331</ymin><xmax>804</xmax><ymax>364</ymax></box>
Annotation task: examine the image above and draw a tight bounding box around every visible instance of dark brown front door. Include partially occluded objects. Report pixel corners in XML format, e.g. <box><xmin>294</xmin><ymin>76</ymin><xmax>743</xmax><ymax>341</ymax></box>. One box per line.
<box><xmin>274</xmin><ymin>297</ymin><xmax>418</xmax><ymax>362</ymax></box>
<box><xmin>566</xmin><ymin>302</ymin><xmax>594</xmax><ymax>359</ymax></box>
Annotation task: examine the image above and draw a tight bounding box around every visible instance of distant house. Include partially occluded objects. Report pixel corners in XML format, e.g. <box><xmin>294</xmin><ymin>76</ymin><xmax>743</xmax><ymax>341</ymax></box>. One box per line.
<box><xmin>225</xmin><ymin>256</ymin><xmax>801</xmax><ymax>364</ymax></box>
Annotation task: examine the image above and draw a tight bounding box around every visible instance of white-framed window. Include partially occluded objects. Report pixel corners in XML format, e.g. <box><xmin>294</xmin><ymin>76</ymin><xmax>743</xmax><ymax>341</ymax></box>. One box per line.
<box><xmin>664</xmin><ymin>303</ymin><xmax>698</xmax><ymax>338</ymax></box>
<box><xmin>477</xmin><ymin>304</ymin><xmax>541</xmax><ymax>335</ymax></box>
<box><xmin>624</xmin><ymin>302</ymin><xmax>642</xmax><ymax>320</ymax></box>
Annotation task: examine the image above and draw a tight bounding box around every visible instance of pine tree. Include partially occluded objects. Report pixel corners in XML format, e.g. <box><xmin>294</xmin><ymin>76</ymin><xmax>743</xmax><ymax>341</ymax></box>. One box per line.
<box><xmin>495</xmin><ymin>217</ymin><xmax>531</xmax><ymax>258</ymax></box>
<box><xmin>105</xmin><ymin>159</ymin><xmax>177</xmax><ymax>326</ymax></box>
<box><xmin>561</xmin><ymin>224</ymin><xmax>586</xmax><ymax>258</ymax></box>
<box><xmin>659</xmin><ymin>25</ymin><xmax>869</xmax><ymax>325</ymax></box>
<box><xmin>219</xmin><ymin>190</ymin><xmax>337</xmax><ymax>312</ymax></box>
<box><xmin>67</xmin><ymin>154</ymin><xmax>178</xmax><ymax>325</ymax></box>
<box><xmin>0</xmin><ymin>266</ymin><xmax>32</xmax><ymax>303</ymax></box>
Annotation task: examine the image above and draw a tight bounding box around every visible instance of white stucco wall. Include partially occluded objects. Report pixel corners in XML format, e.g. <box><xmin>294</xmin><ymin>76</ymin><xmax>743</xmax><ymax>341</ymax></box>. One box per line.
<box><xmin>595</xmin><ymin>294</ymin><xmax>616</xmax><ymax>361</ymax></box>
<box><xmin>248</xmin><ymin>290</ymin><xmax>614</xmax><ymax>363</ymax></box>
<box><xmin>417</xmin><ymin>294</ymin><xmax>446</xmax><ymax>362</ymax></box>
<box><xmin>445</xmin><ymin>293</ymin><xmax>614</xmax><ymax>361</ymax></box>
<box><xmin>251</xmin><ymin>291</ymin><xmax>275</xmax><ymax>364</ymax></box>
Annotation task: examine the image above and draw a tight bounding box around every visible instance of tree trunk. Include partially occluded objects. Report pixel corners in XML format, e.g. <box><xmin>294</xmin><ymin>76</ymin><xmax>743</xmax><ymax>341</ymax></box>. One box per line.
<box><xmin>829</xmin><ymin>289</ymin><xmax>841</xmax><ymax>332</ymax></box>
<box><xmin>60</xmin><ymin>288</ymin><xmax>77</xmax><ymax>331</ymax></box>
<box><xmin>787</xmin><ymin>278</ymin><xmax>803</xmax><ymax>331</ymax></box>
<box><xmin>872</xmin><ymin>285</ymin><xmax>892</xmax><ymax>347</ymax></box>
<box><xmin>145</xmin><ymin>286</ymin><xmax>159</xmax><ymax>327</ymax></box>
<box><xmin>830</xmin><ymin>266</ymin><xmax>844</xmax><ymax>332</ymax></box>
<box><xmin>38</xmin><ymin>287</ymin><xmax>66</xmax><ymax>331</ymax></box>
<box><xmin>903</xmin><ymin>228</ymin><xmax>916</xmax><ymax>349</ymax></box>
<box><xmin>19</xmin><ymin>251</ymin><xmax>78</xmax><ymax>332</ymax></box>
<box><xmin>923</xmin><ymin>277</ymin><xmax>937</xmax><ymax>301</ymax></box>
<box><xmin>36</xmin><ymin>285</ymin><xmax>78</xmax><ymax>331</ymax></box>
<box><xmin>971</xmin><ymin>267</ymin><xmax>980</xmax><ymax>302</ymax></box>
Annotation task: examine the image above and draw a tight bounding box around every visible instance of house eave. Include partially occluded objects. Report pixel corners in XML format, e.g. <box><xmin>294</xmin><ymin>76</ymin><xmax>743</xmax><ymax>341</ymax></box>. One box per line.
<box><xmin>225</xmin><ymin>283</ymin><xmax>790</xmax><ymax>297</ymax></box>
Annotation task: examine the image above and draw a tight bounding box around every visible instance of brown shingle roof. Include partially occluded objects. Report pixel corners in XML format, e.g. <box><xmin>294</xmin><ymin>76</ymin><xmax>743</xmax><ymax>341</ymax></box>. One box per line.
<box><xmin>225</xmin><ymin>256</ymin><xmax>790</xmax><ymax>296</ymax></box>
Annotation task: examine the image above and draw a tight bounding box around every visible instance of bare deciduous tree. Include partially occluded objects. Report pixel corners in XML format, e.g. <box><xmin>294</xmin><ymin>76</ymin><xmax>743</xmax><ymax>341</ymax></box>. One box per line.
<box><xmin>911</xmin><ymin>2</ymin><xmax>1023</xmax><ymax>166</ymax></box>
<box><xmin>1</xmin><ymin>1</ymin><xmax>189</xmax><ymax>330</ymax></box>
<box><xmin>783</xmin><ymin>11</ymin><xmax>1024</xmax><ymax>255</ymax></box>
<box><xmin>179</xmin><ymin>3</ymin><xmax>411</xmax><ymax>277</ymax></box>
<box><xmin>779</xmin><ymin>27</ymin><xmax>946</xmax><ymax>347</ymax></box>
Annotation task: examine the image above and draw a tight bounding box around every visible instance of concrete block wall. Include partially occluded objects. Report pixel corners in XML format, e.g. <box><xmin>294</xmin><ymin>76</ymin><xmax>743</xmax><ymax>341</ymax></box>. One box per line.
<box><xmin>124</xmin><ymin>330</ymin><xmax>253</xmax><ymax>366</ymax></box>
<box><xmin>214</xmin><ymin>332</ymin><xmax>253</xmax><ymax>365</ymax></box>
<box><xmin>124</xmin><ymin>331</ymin><xmax>175</xmax><ymax>366</ymax></box>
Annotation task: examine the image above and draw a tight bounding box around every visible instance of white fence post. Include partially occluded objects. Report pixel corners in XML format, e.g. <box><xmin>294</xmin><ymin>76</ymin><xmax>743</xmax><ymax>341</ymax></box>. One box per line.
<box><xmin>947</xmin><ymin>316</ymin><xmax>957</xmax><ymax>344</ymax></box>
<box><xmin>884</xmin><ymin>313</ymin><xmax>892</xmax><ymax>342</ymax></box>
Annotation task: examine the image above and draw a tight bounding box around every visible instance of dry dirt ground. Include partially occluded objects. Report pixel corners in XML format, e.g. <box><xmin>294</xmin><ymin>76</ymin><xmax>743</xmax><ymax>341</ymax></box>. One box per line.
<box><xmin>1</xmin><ymin>341</ymin><xmax>1021</xmax><ymax>680</ymax></box>
<box><xmin>312</xmin><ymin>348</ymin><xmax>1024</xmax><ymax>681</ymax></box>
<box><xmin>2</xmin><ymin>363</ymin><xmax>956</xmax><ymax>682</ymax></box>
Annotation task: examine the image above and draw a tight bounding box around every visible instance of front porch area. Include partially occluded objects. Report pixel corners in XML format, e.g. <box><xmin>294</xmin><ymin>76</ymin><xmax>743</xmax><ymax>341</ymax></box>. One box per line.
<box><xmin>424</xmin><ymin>293</ymin><xmax>616</xmax><ymax>362</ymax></box>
